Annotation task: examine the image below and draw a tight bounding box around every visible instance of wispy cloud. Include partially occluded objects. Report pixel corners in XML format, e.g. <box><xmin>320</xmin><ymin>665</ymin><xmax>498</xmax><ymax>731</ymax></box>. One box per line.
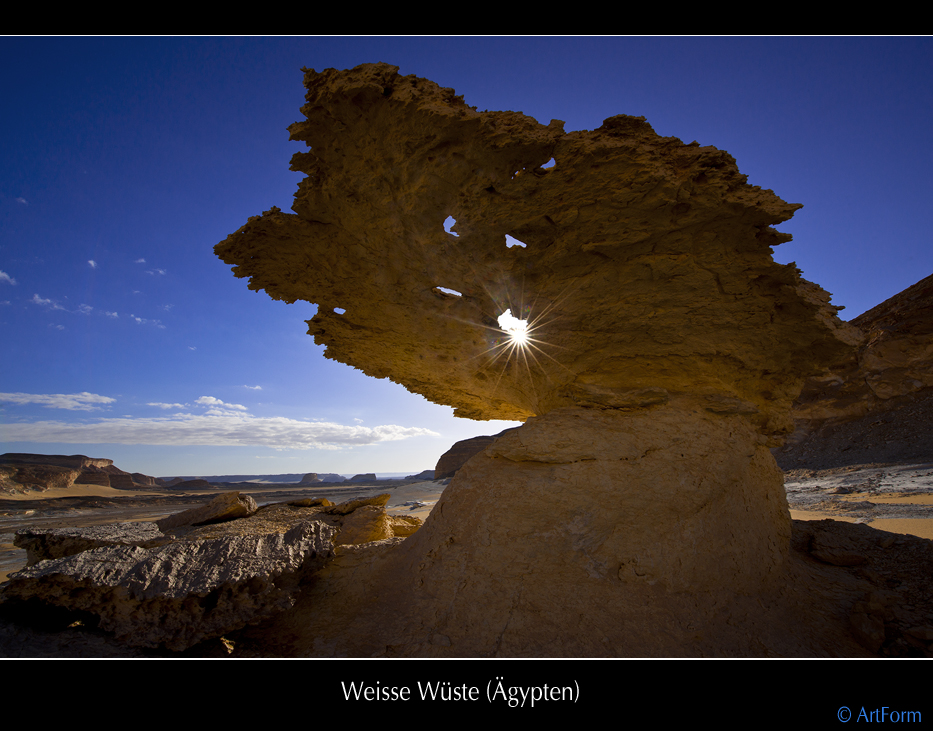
<box><xmin>31</xmin><ymin>293</ymin><xmax>66</xmax><ymax>311</ymax></box>
<box><xmin>88</xmin><ymin>260</ymin><xmax>98</xmax><ymax>269</ymax></box>
<box><xmin>0</xmin><ymin>391</ymin><xmax>116</xmax><ymax>411</ymax></box>
<box><xmin>244</xmin><ymin>385</ymin><xmax>262</xmax><ymax>390</ymax></box>
<box><xmin>0</xmin><ymin>413</ymin><xmax>438</xmax><ymax>449</ymax></box>
<box><xmin>135</xmin><ymin>258</ymin><xmax>146</xmax><ymax>264</ymax></box>
<box><xmin>0</xmin><ymin>271</ymin><xmax>16</xmax><ymax>285</ymax></box>
<box><xmin>148</xmin><ymin>402</ymin><xmax>187</xmax><ymax>410</ymax></box>
<box><xmin>146</xmin><ymin>268</ymin><xmax>166</xmax><ymax>276</ymax></box>
<box><xmin>129</xmin><ymin>314</ymin><xmax>165</xmax><ymax>329</ymax></box>
<box><xmin>104</xmin><ymin>311</ymin><xmax>118</xmax><ymax>318</ymax></box>
<box><xmin>15</xmin><ymin>197</ymin><xmax>27</xmax><ymax>205</ymax></box>
<box><xmin>77</xmin><ymin>304</ymin><xmax>93</xmax><ymax>315</ymax></box>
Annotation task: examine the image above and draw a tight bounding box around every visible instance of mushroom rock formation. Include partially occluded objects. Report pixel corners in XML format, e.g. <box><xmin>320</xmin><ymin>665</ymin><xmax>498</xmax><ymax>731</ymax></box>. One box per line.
<box><xmin>216</xmin><ymin>64</ymin><xmax>863</xmax><ymax>655</ymax></box>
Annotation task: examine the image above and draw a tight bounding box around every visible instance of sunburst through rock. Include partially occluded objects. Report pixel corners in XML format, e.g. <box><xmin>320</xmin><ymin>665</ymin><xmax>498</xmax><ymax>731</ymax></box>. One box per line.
<box><xmin>497</xmin><ymin>308</ymin><xmax>529</xmax><ymax>346</ymax></box>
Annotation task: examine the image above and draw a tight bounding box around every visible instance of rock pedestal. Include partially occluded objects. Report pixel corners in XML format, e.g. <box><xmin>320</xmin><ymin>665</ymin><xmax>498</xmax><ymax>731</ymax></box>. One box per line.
<box><xmin>417</xmin><ymin>404</ymin><xmax>790</xmax><ymax>597</ymax></box>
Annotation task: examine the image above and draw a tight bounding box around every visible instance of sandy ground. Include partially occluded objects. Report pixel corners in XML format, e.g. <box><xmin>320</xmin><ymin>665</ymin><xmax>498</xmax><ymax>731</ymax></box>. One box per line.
<box><xmin>784</xmin><ymin>462</ymin><xmax>933</xmax><ymax>540</ymax></box>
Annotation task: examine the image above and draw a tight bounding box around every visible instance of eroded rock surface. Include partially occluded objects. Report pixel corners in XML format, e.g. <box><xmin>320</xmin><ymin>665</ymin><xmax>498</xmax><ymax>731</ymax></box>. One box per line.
<box><xmin>2</xmin><ymin>521</ymin><xmax>335</xmax><ymax>651</ymax></box>
<box><xmin>210</xmin><ymin>63</ymin><xmax>879</xmax><ymax>656</ymax></box>
<box><xmin>14</xmin><ymin>522</ymin><xmax>167</xmax><ymax>566</ymax></box>
<box><xmin>216</xmin><ymin>63</ymin><xmax>857</xmax><ymax>434</ymax></box>
<box><xmin>1</xmin><ymin>491</ymin><xmax>423</xmax><ymax>652</ymax></box>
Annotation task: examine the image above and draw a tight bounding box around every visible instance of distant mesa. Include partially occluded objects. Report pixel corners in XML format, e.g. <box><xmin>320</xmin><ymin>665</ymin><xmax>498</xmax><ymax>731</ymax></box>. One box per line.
<box><xmin>347</xmin><ymin>473</ymin><xmax>377</xmax><ymax>483</ymax></box>
<box><xmin>0</xmin><ymin>453</ymin><xmax>159</xmax><ymax>496</ymax></box>
<box><xmin>405</xmin><ymin>469</ymin><xmax>435</xmax><ymax>481</ymax></box>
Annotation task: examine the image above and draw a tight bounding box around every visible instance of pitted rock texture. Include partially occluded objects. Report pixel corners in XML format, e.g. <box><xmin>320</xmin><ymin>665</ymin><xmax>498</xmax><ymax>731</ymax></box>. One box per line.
<box><xmin>1</xmin><ymin>521</ymin><xmax>335</xmax><ymax>651</ymax></box>
<box><xmin>215</xmin><ymin>63</ymin><xmax>858</xmax><ymax>437</ymax></box>
<box><xmin>14</xmin><ymin>522</ymin><xmax>167</xmax><ymax>566</ymax></box>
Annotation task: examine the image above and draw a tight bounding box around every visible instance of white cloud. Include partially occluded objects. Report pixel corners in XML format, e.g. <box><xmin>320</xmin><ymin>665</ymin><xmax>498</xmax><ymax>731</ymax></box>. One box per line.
<box><xmin>0</xmin><ymin>391</ymin><xmax>116</xmax><ymax>411</ymax></box>
<box><xmin>104</xmin><ymin>311</ymin><xmax>118</xmax><ymax>318</ymax></box>
<box><xmin>147</xmin><ymin>402</ymin><xmax>187</xmax><ymax>410</ymax></box>
<box><xmin>31</xmin><ymin>293</ymin><xmax>65</xmax><ymax>310</ymax></box>
<box><xmin>88</xmin><ymin>260</ymin><xmax>97</xmax><ymax>269</ymax></box>
<box><xmin>146</xmin><ymin>268</ymin><xmax>166</xmax><ymax>276</ymax></box>
<box><xmin>0</xmin><ymin>413</ymin><xmax>439</xmax><ymax>449</ymax></box>
<box><xmin>78</xmin><ymin>304</ymin><xmax>93</xmax><ymax>315</ymax></box>
<box><xmin>244</xmin><ymin>385</ymin><xmax>262</xmax><ymax>390</ymax></box>
<box><xmin>15</xmin><ymin>197</ymin><xmax>27</xmax><ymax>205</ymax></box>
<box><xmin>0</xmin><ymin>271</ymin><xmax>16</xmax><ymax>285</ymax></box>
<box><xmin>129</xmin><ymin>314</ymin><xmax>165</xmax><ymax>329</ymax></box>
<box><xmin>135</xmin><ymin>258</ymin><xmax>146</xmax><ymax>264</ymax></box>
<box><xmin>195</xmin><ymin>396</ymin><xmax>248</xmax><ymax>413</ymax></box>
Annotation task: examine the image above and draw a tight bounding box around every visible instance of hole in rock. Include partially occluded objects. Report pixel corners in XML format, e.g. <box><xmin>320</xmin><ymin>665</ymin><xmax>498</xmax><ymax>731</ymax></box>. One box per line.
<box><xmin>436</xmin><ymin>287</ymin><xmax>462</xmax><ymax>297</ymax></box>
<box><xmin>443</xmin><ymin>216</ymin><xmax>458</xmax><ymax>237</ymax></box>
<box><xmin>505</xmin><ymin>235</ymin><xmax>527</xmax><ymax>248</ymax></box>
<box><xmin>498</xmin><ymin>308</ymin><xmax>529</xmax><ymax>346</ymax></box>
<box><xmin>334</xmin><ymin>307</ymin><xmax>346</xmax><ymax>314</ymax></box>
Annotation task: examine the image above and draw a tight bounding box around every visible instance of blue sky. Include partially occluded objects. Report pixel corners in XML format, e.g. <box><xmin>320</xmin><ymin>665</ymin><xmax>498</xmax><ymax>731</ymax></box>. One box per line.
<box><xmin>1</xmin><ymin>37</ymin><xmax>931</xmax><ymax>478</ymax></box>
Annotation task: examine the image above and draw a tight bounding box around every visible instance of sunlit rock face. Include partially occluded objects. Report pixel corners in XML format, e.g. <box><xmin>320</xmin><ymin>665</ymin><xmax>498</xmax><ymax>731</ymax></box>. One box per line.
<box><xmin>215</xmin><ymin>63</ymin><xmax>856</xmax><ymax>436</ymax></box>
<box><xmin>216</xmin><ymin>64</ymin><xmax>866</xmax><ymax>655</ymax></box>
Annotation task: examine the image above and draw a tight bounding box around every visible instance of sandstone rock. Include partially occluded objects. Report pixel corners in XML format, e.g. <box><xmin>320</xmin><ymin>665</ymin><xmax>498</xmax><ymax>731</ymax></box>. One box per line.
<box><xmin>388</xmin><ymin>515</ymin><xmax>423</xmax><ymax>537</ymax></box>
<box><xmin>323</xmin><ymin>493</ymin><xmax>390</xmax><ymax>516</ymax></box>
<box><xmin>212</xmin><ymin>63</ymin><xmax>864</xmax><ymax>656</ymax></box>
<box><xmin>334</xmin><ymin>505</ymin><xmax>394</xmax><ymax>546</ymax></box>
<box><xmin>216</xmin><ymin>63</ymin><xmax>856</xmax><ymax>433</ymax></box>
<box><xmin>0</xmin><ymin>463</ymin><xmax>82</xmax><ymax>495</ymax></box>
<box><xmin>74</xmin><ymin>471</ymin><xmax>110</xmax><ymax>487</ymax></box>
<box><xmin>14</xmin><ymin>522</ymin><xmax>166</xmax><ymax>566</ymax></box>
<box><xmin>781</xmin><ymin>273</ymin><xmax>933</xmax><ymax>462</ymax></box>
<box><xmin>348</xmin><ymin>473</ymin><xmax>377</xmax><ymax>483</ymax></box>
<box><xmin>289</xmin><ymin>497</ymin><xmax>333</xmax><ymax>508</ymax></box>
<box><xmin>298</xmin><ymin>472</ymin><xmax>320</xmax><ymax>484</ymax></box>
<box><xmin>155</xmin><ymin>492</ymin><xmax>258</xmax><ymax>531</ymax></box>
<box><xmin>434</xmin><ymin>428</ymin><xmax>519</xmax><ymax>479</ymax></box>
<box><xmin>0</xmin><ymin>454</ymin><xmax>160</xmax><ymax>494</ymax></box>
<box><xmin>1</xmin><ymin>521</ymin><xmax>335</xmax><ymax>651</ymax></box>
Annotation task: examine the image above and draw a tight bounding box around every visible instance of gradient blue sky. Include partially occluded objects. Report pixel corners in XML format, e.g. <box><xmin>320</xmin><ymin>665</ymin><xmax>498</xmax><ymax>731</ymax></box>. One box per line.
<box><xmin>2</xmin><ymin>37</ymin><xmax>931</xmax><ymax>478</ymax></box>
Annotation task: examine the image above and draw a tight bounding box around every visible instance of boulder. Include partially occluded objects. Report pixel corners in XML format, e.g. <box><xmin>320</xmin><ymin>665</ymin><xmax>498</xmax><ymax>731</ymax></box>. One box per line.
<box><xmin>14</xmin><ymin>522</ymin><xmax>167</xmax><ymax>566</ymax></box>
<box><xmin>1</xmin><ymin>521</ymin><xmax>335</xmax><ymax>651</ymax></box>
<box><xmin>155</xmin><ymin>492</ymin><xmax>258</xmax><ymax>531</ymax></box>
